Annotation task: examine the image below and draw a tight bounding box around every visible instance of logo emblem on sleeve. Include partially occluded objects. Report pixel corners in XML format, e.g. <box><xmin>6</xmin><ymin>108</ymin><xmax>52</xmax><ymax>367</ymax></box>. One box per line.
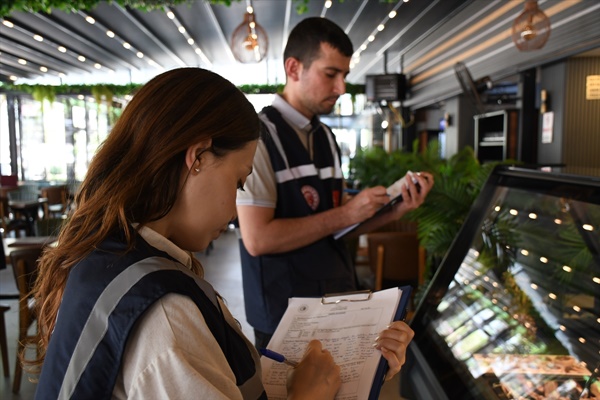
<box><xmin>301</xmin><ymin>185</ymin><xmax>320</xmax><ymax>210</ymax></box>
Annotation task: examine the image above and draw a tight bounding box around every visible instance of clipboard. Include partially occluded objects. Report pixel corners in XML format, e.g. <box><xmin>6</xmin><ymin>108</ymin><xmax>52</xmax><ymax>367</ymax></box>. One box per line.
<box><xmin>333</xmin><ymin>193</ymin><xmax>405</xmax><ymax>239</ymax></box>
<box><xmin>333</xmin><ymin>172</ymin><xmax>421</xmax><ymax>240</ymax></box>
<box><xmin>367</xmin><ymin>285</ymin><xmax>412</xmax><ymax>400</ymax></box>
<box><xmin>261</xmin><ymin>286</ymin><xmax>413</xmax><ymax>400</ymax></box>
<box><xmin>322</xmin><ymin>286</ymin><xmax>412</xmax><ymax>399</ymax></box>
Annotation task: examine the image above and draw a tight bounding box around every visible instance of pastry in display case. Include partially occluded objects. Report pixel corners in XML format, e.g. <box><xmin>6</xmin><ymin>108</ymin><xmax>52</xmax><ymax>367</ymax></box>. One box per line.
<box><xmin>401</xmin><ymin>166</ymin><xmax>600</xmax><ymax>400</ymax></box>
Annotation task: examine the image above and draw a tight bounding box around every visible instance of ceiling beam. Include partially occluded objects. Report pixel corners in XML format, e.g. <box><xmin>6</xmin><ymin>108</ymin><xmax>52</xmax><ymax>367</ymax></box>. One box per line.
<box><xmin>201</xmin><ymin>1</ymin><xmax>236</xmax><ymax>63</ymax></box>
<box><xmin>1</xmin><ymin>18</ymin><xmax>96</xmax><ymax>74</ymax></box>
<box><xmin>1</xmin><ymin>53</ymin><xmax>47</xmax><ymax>77</ymax></box>
<box><xmin>344</xmin><ymin>0</ymin><xmax>369</xmax><ymax>35</ymax></box>
<box><xmin>280</xmin><ymin>0</ymin><xmax>292</xmax><ymax>57</ymax></box>
<box><xmin>350</xmin><ymin>0</ymin><xmax>441</xmax><ymax>81</ymax></box>
<box><xmin>163</xmin><ymin>6</ymin><xmax>212</xmax><ymax>67</ymax></box>
<box><xmin>0</xmin><ymin>35</ymin><xmax>80</xmax><ymax>72</ymax></box>
<box><xmin>32</xmin><ymin>12</ymin><xmax>139</xmax><ymax>72</ymax></box>
<box><xmin>112</xmin><ymin>3</ymin><xmax>185</xmax><ymax>68</ymax></box>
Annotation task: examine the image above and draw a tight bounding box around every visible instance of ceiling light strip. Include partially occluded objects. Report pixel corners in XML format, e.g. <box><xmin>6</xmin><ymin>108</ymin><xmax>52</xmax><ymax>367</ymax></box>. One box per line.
<box><xmin>411</xmin><ymin>0</ymin><xmax>586</xmax><ymax>85</ymax></box>
<box><xmin>1</xmin><ymin>38</ymin><xmax>75</xmax><ymax>77</ymax></box>
<box><xmin>320</xmin><ymin>0</ymin><xmax>333</xmax><ymax>18</ymax></box>
<box><xmin>281</xmin><ymin>0</ymin><xmax>293</xmax><ymax>57</ymax></box>
<box><xmin>351</xmin><ymin>0</ymin><xmax>436</xmax><ymax>79</ymax></box>
<box><xmin>344</xmin><ymin>0</ymin><xmax>370</xmax><ymax>35</ymax></box>
<box><xmin>406</xmin><ymin>4</ymin><xmax>517</xmax><ymax>76</ymax></box>
<box><xmin>351</xmin><ymin>0</ymin><xmax>406</xmax><ymax>64</ymax></box>
<box><xmin>164</xmin><ymin>6</ymin><xmax>212</xmax><ymax>67</ymax></box>
<box><xmin>412</xmin><ymin>1</ymin><xmax>600</xmax><ymax>92</ymax></box>
<box><xmin>401</xmin><ymin>0</ymin><xmax>507</xmax><ymax>74</ymax></box>
<box><xmin>110</xmin><ymin>4</ymin><xmax>177</xmax><ymax>69</ymax></box>
<box><xmin>61</xmin><ymin>11</ymin><xmax>141</xmax><ymax>71</ymax></box>
<box><xmin>33</xmin><ymin>12</ymin><xmax>132</xmax><ymax>72</ymax></box>
<box><xmin>1</xmin><ymin>18</ymin><xmax>99</xmax><ymax>74</ymax></box>
<box><xmin>1</xmin><ymin>52</ymin><xmax>59</xmax><ymax>77</ymax></box>
<box><xmin>202</xmin><ymin>1</ymin><xmax>237</xmax><ymax>63</ymax></box>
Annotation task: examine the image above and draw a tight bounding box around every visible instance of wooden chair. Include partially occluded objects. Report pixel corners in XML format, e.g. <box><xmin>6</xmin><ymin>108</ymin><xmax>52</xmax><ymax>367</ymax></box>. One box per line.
<box><xmin>10</xmin><ymin>246</ymin><xmax>43</xmax><ymax>393</ymax></box>
<box><xmin>366</xmin><ymin>231</ymin><xmax>426</xmax><ymax>323</ymax></box>
<box><xmin>40</xmin><ymin>185</ymin><xmax>69</xmax><ymax>219</ymax></box>
<box><xmin>0</xmin><ymin>304</ymin><xmax>9</xmax><ymax>377</ymax></box>
<box><xmin>367</xmin><ymin>232</ymin><xmax>424</xmax><ymax>291</ymax></box>
<box><xmin>0</xmin><ymin>197</ymin><xmax>30</xmax><ymax>238</ymax></box>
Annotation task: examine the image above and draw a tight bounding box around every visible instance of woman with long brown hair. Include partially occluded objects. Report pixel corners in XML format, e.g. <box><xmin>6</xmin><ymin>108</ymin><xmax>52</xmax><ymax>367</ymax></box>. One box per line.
<box><xmin>31</xmin><ymin>68</ymin><xmax>412</xmax><ymax>399</ymax></box>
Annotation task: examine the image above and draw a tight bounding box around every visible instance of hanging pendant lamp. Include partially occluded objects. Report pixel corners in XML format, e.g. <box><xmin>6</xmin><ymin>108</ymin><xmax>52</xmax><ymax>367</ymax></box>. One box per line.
<box><xmin>231</xmin><ymin>0</ymin><xmax>268</xmax><ymax>63</ymax></box>
<box><xmin>512</xmin><ymin>0</ymin><xmax>551</xmax><ymax>51</ymax></box>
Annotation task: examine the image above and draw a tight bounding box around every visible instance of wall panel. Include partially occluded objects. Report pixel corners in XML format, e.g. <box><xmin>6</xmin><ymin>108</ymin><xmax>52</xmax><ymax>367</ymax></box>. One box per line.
<box><xmin>564</xmin><ymin>57</ymin><xmax>600</xmax><ymax>175</ymax></box>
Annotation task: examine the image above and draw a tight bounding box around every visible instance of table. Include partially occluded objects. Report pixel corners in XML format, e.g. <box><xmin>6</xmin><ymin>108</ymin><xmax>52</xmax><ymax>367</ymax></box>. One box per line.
<box><xmin>0</xmin><ymin>186</ymin><xmax>19</xmax><ymax>199</ymax></box>
<box><xmin>3</xmin><ymin>236</ymin><xmax>57</xmax><ymax>265</ymax></box>
<box><xmin>8</xmin><ymin>197</ymin><xmax>48</xmax><ymax>236</ymax></box>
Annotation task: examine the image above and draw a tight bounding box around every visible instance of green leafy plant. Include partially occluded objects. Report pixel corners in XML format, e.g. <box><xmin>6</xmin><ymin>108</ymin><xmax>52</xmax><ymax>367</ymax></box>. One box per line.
<box><xmin>1</xmin><ymin>0</ymin><xmax>397</xmax><ymax>17</ymax></box>
<box><xmin>349</xmin><ymin>141</ymin><xmax>511</xmax><ymax>281</ymax></box>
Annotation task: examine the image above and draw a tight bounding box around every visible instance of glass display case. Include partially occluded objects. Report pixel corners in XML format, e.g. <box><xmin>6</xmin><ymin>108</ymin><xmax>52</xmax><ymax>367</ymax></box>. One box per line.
<box><xmin>401</xmin><ymin>166</ymin><xmax>600</xmax><ymax>400</ymax></box>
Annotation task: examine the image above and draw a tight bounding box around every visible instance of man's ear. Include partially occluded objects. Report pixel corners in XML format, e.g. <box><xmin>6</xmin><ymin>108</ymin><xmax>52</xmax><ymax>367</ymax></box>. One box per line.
<box><xmin>284</xmin><ymin>57</ymin><xmax>302</xmax><ymax>82</ymax></box>
<box><xmin>185</xmin><ymin>138</ymin><xmax>212</xmax><ymax>172</ymax></box>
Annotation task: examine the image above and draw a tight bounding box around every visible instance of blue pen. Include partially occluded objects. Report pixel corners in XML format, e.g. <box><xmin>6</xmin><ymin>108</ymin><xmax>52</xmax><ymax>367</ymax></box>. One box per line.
<box><xmin>344</xmin><ymin>188</ymin><xmax>361</xmax><ymax>195</ymax></box>
<box><xmin>259</xmin><ymin>348</ymin><xmax>299</xmax><ymax>367</ymax></box>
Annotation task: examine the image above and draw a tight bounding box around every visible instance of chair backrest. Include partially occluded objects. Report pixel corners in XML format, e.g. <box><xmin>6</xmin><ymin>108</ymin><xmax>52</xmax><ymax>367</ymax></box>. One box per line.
<box><xmin>10</xmin><ymin>247</ymin><xmax>44</xmax><ymax>300</ymax></box>
<box><xmin>0</xmin><ymin>234</ymin><xmax>5</xmax><ymax>270</ymax></box>
<box><xmin>367</xmin><ymin>232</ymin><xmax>421</xmax><ymax>291</ymax></box>
<box><xmin>0</xmin><ymin>197</ymin><xmax>9</xmax><ymax>219</ymax></box>
<box><xmin>8</xmin><ymin>184</ymin><xmax>39</xmax><ymax>202</ymax></box>
<box><xmin>0</xmin><ymin>175</ymin><xmax>18</xmax><ymax>187</ymax></box>
<box><xmin>40</xmin><ymin>185</ymin><xmax>68</xmax><ymax>207</ymax></box>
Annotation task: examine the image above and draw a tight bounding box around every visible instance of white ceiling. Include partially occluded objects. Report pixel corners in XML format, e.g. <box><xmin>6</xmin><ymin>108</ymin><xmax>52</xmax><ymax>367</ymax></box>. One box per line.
<box><xmin>1</xmin><ymin>0</ymin><xmax>599</xmax><ymax>109</ymax></box>
<box><xmin>0</xmin><ymin>0</ymin><xmax>472</xmax><ymax>86</ymax></box>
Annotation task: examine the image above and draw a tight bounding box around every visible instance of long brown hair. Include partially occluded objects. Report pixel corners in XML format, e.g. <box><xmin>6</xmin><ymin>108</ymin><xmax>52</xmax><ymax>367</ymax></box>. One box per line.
<box><xmin>31</xmin><ymin>68</ymin><xmax>259</xmax><ymax>369</ymax></box>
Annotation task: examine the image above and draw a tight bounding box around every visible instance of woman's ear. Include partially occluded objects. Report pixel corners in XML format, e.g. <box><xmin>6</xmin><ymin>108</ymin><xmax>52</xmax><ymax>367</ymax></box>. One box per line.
<box><xmin>185</xmin><ymin>138</ymin><xmax>212</xmax><ymax>173</ymax></box>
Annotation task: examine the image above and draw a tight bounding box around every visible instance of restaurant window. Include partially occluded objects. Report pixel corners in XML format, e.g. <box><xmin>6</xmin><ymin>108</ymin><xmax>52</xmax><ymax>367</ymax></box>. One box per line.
<box><xmin>1</xmin><ymin>94</ymin><xmax>113</xmax><ymax>185</ymax></box>
<box><xmin>0</xmin><ymin>94</ymin><xmax>10</xmax><ymax>175</ymax></box>
<box><xmin>18</xmin><ymin>98</ymin><xmax>68</xmax><ymax>182</ymax></box>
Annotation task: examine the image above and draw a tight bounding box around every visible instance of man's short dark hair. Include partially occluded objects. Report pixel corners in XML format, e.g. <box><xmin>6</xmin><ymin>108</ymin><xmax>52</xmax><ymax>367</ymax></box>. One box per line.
<box><xmin>283</xmin><ymin>17</ymin><xmax>353</xmax><ymax>68</ymax></box>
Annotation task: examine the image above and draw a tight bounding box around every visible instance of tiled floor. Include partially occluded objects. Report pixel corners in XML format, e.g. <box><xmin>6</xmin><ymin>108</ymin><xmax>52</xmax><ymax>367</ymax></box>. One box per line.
<box><xmin>0</xmin><ymin>230</ymin><xmax>406</xmax><ymax>399</ymax></box>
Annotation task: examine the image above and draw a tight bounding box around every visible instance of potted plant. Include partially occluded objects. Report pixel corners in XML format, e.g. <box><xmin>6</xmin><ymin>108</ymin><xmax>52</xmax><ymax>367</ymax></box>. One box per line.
<box><xmin>348</xmin><ymin>141</ymin><xmax>510</xmax><ymax>292</ymax></box>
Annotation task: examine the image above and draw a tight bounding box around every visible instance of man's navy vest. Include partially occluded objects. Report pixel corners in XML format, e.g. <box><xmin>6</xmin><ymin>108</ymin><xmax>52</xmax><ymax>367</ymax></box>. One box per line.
<box><xmin>240</xmin><ymin>106</ymin><xmax>357</xmax><ymax>335</ymax></box>
<box><xmin>36</xmin><ymin>232</ymin><xmax>265</xmax><ymax>400</ymax></box>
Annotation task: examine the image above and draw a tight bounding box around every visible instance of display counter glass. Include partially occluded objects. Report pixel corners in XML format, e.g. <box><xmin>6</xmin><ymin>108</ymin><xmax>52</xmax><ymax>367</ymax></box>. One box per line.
<box><xmin>403</xmin><ymin>166</ymin><xmax>600</xmax><ymax>400</ymax></box>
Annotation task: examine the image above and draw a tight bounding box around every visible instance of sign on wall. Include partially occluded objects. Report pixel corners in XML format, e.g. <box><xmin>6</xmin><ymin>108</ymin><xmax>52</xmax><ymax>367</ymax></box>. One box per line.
<box><xmin>586</xmin><ymin>75</ymin><xmax>600</xmax><ymax>100</ymax></box>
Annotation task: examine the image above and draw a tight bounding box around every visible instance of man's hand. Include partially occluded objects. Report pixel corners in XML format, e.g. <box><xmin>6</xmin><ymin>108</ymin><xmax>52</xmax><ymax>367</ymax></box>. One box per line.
<box><xmin>391</xmin><ymin>171</ymin><xmax>434</xmax><ymax>218</ymax></box>
<box><xmin>342</xmin><ymin>186</ymin><xmax>390</xmax><ymax>225</ymax></box>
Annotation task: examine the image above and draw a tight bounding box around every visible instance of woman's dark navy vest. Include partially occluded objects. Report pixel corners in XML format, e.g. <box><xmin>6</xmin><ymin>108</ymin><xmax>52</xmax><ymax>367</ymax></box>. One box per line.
<box><xmin>240</xmin><ymin>106</ymin><xmax>357</xmax><ymax>335</ymax></box>
<box><xmin>36</xmin><ymin>232</ymin><xmax>265</xmax><ymax>400</ymax></box>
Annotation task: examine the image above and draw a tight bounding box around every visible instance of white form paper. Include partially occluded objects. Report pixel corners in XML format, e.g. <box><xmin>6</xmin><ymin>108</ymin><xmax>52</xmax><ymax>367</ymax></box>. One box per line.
<box><xmin>333</xmin><ymin>172</ymin><xmax>417</xmax><ymax>240</ymax></box>
<box><xmin>261</xmin><ymin>287</ymin><xmax>402</xmax><ymax>400</ymax></box>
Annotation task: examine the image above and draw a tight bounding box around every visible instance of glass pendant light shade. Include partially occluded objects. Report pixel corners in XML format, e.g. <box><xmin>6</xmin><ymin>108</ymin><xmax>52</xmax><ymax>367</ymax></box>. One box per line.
<box><xmin>231</xmin><ymin>12</ymin><xmax>268</xmax><ymax>63</ymax></box>
<box><xmin>512</xmin><ymin>0</ymin><xmax>551</xmax><ymax>51</ymax></box>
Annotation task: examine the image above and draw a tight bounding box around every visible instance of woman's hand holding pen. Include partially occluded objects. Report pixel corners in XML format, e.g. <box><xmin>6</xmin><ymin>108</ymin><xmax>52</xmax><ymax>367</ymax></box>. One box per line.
<box><xmin>373</xmin><ymin>321</ymin><xmax>415</xmax><ymax>381</ymax></box>
<box><xmin>287</xmin><ymin>340</ymin><xmax>341</xmax><ymax>400</ymax></box>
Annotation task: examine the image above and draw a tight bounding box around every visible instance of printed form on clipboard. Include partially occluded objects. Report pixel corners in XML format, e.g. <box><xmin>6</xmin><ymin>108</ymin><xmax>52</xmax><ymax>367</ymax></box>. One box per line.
<box><xmin>333</xmin><ymin>172</ymin><xmax>420</xmax><ymax>240</ymax></box>
<box><xmin>261</xmin><ymin>286</ymin><xmax>413</xmax><ymax>400</ymax></box>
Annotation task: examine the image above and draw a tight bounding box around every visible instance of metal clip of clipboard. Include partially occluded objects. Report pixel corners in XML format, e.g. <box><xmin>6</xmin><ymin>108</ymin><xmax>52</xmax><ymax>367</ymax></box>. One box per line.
<box><xmin>320</xmin><ymin>289</ymin><xmax>372</xmax><ymax>305</ymax></box>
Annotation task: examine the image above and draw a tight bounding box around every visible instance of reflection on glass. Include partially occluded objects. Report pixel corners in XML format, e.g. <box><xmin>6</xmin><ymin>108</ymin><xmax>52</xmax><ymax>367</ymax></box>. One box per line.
<box><xmin>430</xmin><ymin>186</ymin><xmax>599</xmax><ymax>399</ymax></box>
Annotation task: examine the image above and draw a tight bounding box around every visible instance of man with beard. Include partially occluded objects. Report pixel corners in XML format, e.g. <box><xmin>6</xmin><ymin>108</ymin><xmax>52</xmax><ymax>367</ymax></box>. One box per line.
<box><xmin>236</xmin><ymin>17</ymin><xmax>433</xmax><ymax>349</ymax></box>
